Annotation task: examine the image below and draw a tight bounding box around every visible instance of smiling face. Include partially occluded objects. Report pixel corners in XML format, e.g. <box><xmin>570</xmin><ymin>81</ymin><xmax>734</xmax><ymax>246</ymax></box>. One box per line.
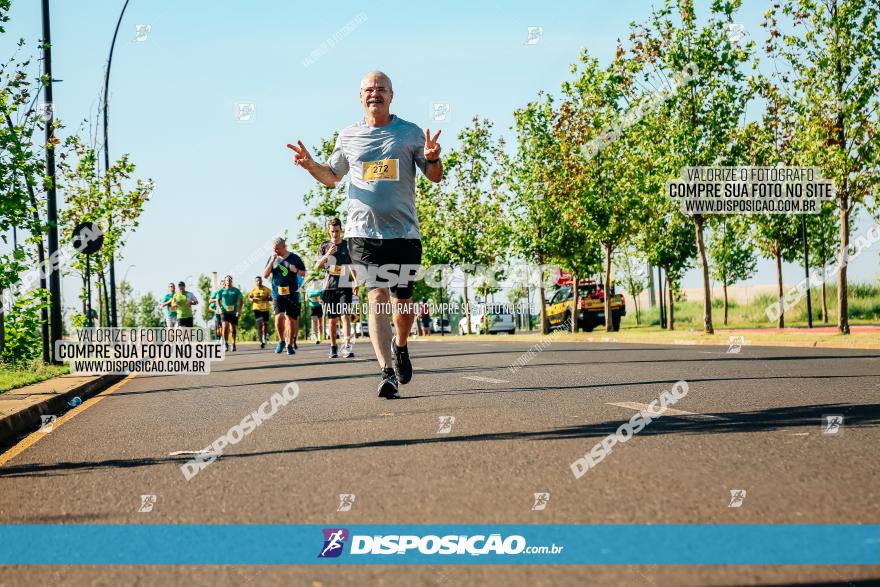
<box><xmin>168</xmin><ymin>283</ymin><xmax>175</xmax><ymax>293</ymax></box>
<box><xmin>222</xmin><ymin>276</ymin><xmax>232</xmax><ymax>288</ymax></box>
<box><xmin>359</xmin><ymin>71</ymin><xmax>393</xmax><ymax>119</ymax></box>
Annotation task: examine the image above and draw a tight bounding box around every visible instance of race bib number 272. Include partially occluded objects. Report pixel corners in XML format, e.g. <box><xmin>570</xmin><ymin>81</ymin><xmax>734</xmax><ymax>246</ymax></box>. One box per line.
<box><xmin>363</xmin><ymin>158</ymin><xmax>399</xmax><ymax>181</ymax></box>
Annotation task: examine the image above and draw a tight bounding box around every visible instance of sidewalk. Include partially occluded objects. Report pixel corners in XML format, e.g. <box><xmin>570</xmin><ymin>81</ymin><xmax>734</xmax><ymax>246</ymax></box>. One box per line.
<box><xmin>0</xmin><ymin>373</ymin><xmax>123</xmax><ymax>445</ymax></box>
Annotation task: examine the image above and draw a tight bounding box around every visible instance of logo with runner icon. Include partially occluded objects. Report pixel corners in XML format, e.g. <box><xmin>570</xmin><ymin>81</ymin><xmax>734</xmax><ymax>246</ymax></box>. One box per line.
<box><xmin>337</xmin><ymin>494</ymin><xmax>356</xmax><ymax>512</ymax></box>
<box><xmin>318</xmin><ymin>528</ymin><xmax>349</xmax><ymax>558</ymax></box>
<box><xmin>822</xmin><ymin>414</ymin><xmax>844</xmax><ymax>435</ymax></box>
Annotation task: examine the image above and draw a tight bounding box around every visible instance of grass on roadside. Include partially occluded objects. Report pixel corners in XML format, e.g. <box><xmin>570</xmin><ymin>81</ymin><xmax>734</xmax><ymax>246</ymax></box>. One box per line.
<box><xmin>622</xmin><ymin>282</ymin><xmax>880</xmax><ymax>330</ymax></box>
<box><xmin>0</xmin><ymin>362</ymin><xmax>70</xmax><ymax>394</ymax></box>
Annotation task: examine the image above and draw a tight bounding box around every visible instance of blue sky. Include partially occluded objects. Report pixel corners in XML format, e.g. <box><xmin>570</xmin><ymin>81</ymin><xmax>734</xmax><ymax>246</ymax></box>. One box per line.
<box><xmin>2</xmin><ymin>0</ymin><xmax>877</xmax><ymax>313</ymax></box>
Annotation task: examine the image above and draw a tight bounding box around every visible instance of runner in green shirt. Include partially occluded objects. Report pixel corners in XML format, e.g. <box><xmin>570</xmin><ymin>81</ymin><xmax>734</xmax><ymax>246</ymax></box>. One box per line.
<box><xmin>159</xmin><ymin>282</ymin><xmax>178</xmax><ymax>328</ymax></box>
<box><xmin>171</xmin><ymin>281</ymin><xmax>198</xmax><ymax>327</ymax></box>
<box><xmin>216</xmin><ymin>275</ymin><xmax>244</xmax><ymax>351</ymax></box>
<box><xmin>307</xmin><ymin>279</ymin><xmax>324</xmax><ymax>344</ymax></box>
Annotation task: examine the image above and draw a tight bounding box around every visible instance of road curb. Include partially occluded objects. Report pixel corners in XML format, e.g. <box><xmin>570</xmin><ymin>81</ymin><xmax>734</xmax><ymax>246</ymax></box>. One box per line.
<box><xmin>0</xmin><ymin>374</ymin><xmax>125</xmax><ymax>446</ymax></box>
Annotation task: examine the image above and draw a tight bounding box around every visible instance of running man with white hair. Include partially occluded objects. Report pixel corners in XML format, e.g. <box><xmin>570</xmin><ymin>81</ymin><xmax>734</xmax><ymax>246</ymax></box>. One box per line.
<box><xmin>288</xmin><ymin>70</ymin><xmax>443</xmax><ymax>398</ymax></box>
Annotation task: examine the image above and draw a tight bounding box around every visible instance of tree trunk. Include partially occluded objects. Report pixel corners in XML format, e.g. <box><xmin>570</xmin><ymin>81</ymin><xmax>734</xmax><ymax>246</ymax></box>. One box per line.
<box><xmin>97</xmin><ymin>286</ymin><xmax>104</xmax><ymax>328</ymax></box>
<box><xmin>463</xmin><ymin>274</ymin><xmax>472</xmax><ymax>335</ymax></box>
<box><xmin>658</xmin><ymin>267</ymin><xmax>666</xmax><ymax>329</ymax></box>
<box><xmin>694</xmin><ymin>216</ymin><xmax>714</xmax><ymax>334</ymax></box>
<box><xmin>0</xmin><ymin>285</ymin><xmax>5</xmax><ymax>356</ymax></box>
<box><xmin>775</xmin><ymin>249</ymin><xmax>784</xmax><ymax>329</ymax></box>
<box><xmin>837</xmin><ymin>187</ymin><xmax>850</xmax><ymax>334</ymax></box>
<box><xmin>538</xmin><ymin>254</ymin><xmax>549</xmax><ymax>335</ymax></box>
<box><xmin>82</xmin><ymin>272</ymin><xmax>88</xmax><ymax>318</ymax></box>
<box><xmin>571</xmin><ymin>272</ymin><xmax>579</xmax><ymax>333</ymax></box>
<box><xmin>634</xmin><ymin>293</ymin><xmax>641</xmax><ymax>326</ymax></box>
<box><xmin>666</xmin><ymin>269</ymin><xmax>675</xmax><ymax>331</ymax></box>
<box><xmin>526</xmin><ymin>283</ymin><xmax>533</xmax><ymax>331</ymax></box>
<box><xmin>102</xmin><ymin>274</ymin><xmax>111</xmax><ymax>327</ymax></box>
<box><xmin>647</xmin><ymin>263</ymin><xmax>655</xmax><ymax>308</ymax></box>
<box><xmin>603</xmin><ymin>244</ymin><xmax>613</xmax><ymax>331</ymax></box>
<box><xmin>821</xmin><ymin>270</ymin><xmax>828</xmax><ymax>323</ymax></box>
<box><xmin>723</xmin><ymin>282</ymin><xmax>729</xmax><ymax>326</ymax></box>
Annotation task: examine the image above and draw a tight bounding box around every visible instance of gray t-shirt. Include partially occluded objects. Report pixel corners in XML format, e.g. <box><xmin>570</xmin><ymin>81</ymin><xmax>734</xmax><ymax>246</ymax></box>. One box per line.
<box><xmin>327</xmin><ymin>115</ymin><xmax>428</xmax><ymax>239</ymax></box>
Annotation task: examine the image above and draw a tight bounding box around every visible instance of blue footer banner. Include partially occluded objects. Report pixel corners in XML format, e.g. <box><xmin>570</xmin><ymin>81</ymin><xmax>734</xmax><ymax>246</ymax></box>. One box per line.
<box><xmin>0</xmin><ymin>525</ymin><xmax>878</xmax><ymax>565</ymax></box>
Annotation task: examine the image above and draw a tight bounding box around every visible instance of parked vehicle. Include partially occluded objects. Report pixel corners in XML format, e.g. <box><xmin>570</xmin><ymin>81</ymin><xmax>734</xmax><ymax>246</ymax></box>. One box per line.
<box><xmin>545</xmin><ymin>278</ymin><xmax>626</xmax><ymax>332</ymax></box>
<box><xmin>458</xmin><ymin>305</ymin><xmax>516</xmax><ymax>335</ymax></box>
<box><xmin>431</xmin><ymin>317</ymin><xmax>452</xmax><ymax>334</ymax></box>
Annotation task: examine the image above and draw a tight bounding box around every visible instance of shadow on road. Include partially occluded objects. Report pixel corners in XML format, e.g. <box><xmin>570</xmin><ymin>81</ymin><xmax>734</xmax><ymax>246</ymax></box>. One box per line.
<box><xmin>1</xmin><ymin>402</ymin><xmax>877</xmax><ymax>480</ymax></box>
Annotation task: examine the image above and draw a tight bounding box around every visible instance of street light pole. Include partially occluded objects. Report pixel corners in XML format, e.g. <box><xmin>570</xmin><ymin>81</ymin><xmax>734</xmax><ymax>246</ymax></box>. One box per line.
<box><xmin>104</xmin><ymin>0</ymin><xmax>131</xmax><ymax>328</ymax></box>
<box><xmin>41</xmin><ymin>0</ymin><xmax>63</xmax><ymax>362</ymax></box>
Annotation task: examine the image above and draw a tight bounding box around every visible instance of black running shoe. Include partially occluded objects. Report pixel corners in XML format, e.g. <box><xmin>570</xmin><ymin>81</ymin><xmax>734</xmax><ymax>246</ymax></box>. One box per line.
<box><xmin>391</xmin><ymin>338</ymin><xmax>412</xmax><ymax>384</ymax></box>
<box><xmin>329</xmin><ymin>345</ymin><xmax>338</xmax><ymax>359</ymax></box>
<box><xmin>378</xmin><ymin>368</ymin><xmax>400</xmax><ymax>399</ymax></box>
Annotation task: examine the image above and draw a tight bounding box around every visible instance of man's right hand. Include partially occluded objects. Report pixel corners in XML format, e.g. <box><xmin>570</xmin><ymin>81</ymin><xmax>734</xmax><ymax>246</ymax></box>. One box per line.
<box><xmin>326</xmin><ymin>243</ymin><xmax>337</xmax><ymax>256</ymax></box>
<box><xmin>287</xmin><ymin>141</ymin><xmax>315</xmax><ymax>170</ymax></box>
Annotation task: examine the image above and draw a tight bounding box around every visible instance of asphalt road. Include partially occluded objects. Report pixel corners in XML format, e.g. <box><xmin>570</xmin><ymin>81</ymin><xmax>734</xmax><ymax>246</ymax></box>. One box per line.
<box><xmin>1</xmin><ymin>336</ymin><xmax>879</xmax><ymax>586</ymax></box>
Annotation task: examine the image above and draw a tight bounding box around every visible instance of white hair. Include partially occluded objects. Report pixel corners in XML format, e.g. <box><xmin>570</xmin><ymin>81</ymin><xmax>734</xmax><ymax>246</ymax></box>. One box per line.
<box><xmin>360</xmin><ymin>71</ymin><xmax>392</xmax><ymax>90</ymax></box>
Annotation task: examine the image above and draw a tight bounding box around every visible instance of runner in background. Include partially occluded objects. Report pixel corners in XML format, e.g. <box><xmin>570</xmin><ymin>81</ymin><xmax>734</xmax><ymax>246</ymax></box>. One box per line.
<box><xmin>419</xmin><ymin>298</ymin><xmax>431</xmax><ymax>336</ymax></box>
<box><xmin>316</xmin><ymin>217</ymin><xmax>356</xmax><ymax>358</ymax></box>
<box><xmin>263</xmin><ymin>237</ymin><xmax>306</xmax><ymax>355</ymax></box>
<box><xmin>208</xmin><ymin>288</ymin><xmax>222</xmax><ymax>339</ymax></box>
<box><xmin>307</xmin><ymin>278</ymin><xmax>324</xmax><ymax>344</ymax></box>
<box><xmin>216</xmin><ymin>275</ymin><xmax>244</xmax><ymax>352</ymax></box>
<box><xmin>249</xmin><ymin>276</ymin><xmax>273</xmax><ymax>348</ymax></box>
<box><xmin>172</xmin><ymin>281</ymin><xmax>198</xmax><ymax>328</ymax></box>
<box><xmin>160</xmin><ymin>282</ymin><xmax>177</xmax><ymax>328</ymax></box>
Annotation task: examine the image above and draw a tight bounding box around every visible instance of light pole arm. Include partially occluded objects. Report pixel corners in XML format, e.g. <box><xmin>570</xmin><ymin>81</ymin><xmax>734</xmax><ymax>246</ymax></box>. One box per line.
<box><xmin>104</xmin><ymin>0</ymin><xmax>131</xmax><ymax>328</ymax></box>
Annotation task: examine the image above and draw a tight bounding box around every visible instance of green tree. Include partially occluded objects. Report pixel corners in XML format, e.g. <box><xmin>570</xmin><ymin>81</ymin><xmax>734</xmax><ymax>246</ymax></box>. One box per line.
<box><xmin>630</xmin><ymin>0</ymin><xmax>754</xmax><ymax>334</ymax></box>
<box><xmin>57</xmin><ymin>135</ymin><xmax>153</xmax><ymax>325</ymax></box>
<box><xmin>555</xmin><ymin>52</ymin><xmax>647</xmax><ymax>331</ymax></box>
<box><xmin>197</xmin><ymin>274</ymin><xmax>215</xmax><ymax>325</ymax></box>
<box><xmin>506</xmin><ymin>96</ymin><xmax>569</xmax><ymax>334</ymax></box>
<box><xmin>765</xmin><ymin>0</ymin><xmax>880</xmax><ymax>333</ymax></box>
<box><xmin>639</xmin><ymin>209</ymin><xmax>696</xmax><ymax>331</ymax></box>
<box><xmin>434</xmin><ymin>117</ymin><xmax>509</xmax><ymax>335</ymax></box>
<box><xmin>616</xmin><ymin>247</ymin><xmax>648</xmax><ymax>326</ymax></box>
<box><xmin>118</xmin><ymin>280</ymin><xmax>137</xmax><ymax>327</ymax></box>
<box><xmin>806</xmin><ymin>202</ymin><xmax>842</xmax><ymax>323</ymax></box>
<box><xmin>707</xmin><ymin>217</ymin><xmax>757</xmax><ymax>325</ymax></box>
<box><xmin>136</xmin><ymin>292</ymin><xmax>162</xmax><ymax>327</ymax></box>
<box><xmin>1</xmin><ymin>11</ymin><xmax>50</xmax><ymax>359</ymax></box>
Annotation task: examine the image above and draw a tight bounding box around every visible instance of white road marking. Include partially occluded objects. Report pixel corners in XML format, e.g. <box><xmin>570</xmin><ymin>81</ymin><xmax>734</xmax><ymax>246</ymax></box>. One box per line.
<box><xmin>463</xmin><ymin>376</ymin><xmax>509</xmax><ymax>384</ymax></box>
<box><xmin>607</xmin><ymin>401</ymin><xmax>722</xmax><ymax>419</ymax></box>
<box><xmin>168</xmin><ymin>449</ymin><xmax>220</xmax><ymax>458</ymax></box>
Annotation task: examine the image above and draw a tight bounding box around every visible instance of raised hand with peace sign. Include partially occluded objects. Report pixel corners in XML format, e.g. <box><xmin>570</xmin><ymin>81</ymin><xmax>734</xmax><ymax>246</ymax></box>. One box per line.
<box><xmin>424</xmin><ymin>128</ymin><xmax>442</xmax><ymax>162</ymax></box>
<box><xmin>287</xmin><ymin>140</ymin><xmax>315</xmax><ymax>170</ymax></box>
<box><xmin>286</xmin><ymin>140</ymin><xmax>344</xmax><ymax>188</ymax></box>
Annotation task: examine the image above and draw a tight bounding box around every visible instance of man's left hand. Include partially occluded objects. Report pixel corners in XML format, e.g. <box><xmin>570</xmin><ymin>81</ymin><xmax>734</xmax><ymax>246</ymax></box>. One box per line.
<box><xmin>424</xmin><ymin>129</ymin><xmax>442</xmax><ymax>161</ymax></box>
